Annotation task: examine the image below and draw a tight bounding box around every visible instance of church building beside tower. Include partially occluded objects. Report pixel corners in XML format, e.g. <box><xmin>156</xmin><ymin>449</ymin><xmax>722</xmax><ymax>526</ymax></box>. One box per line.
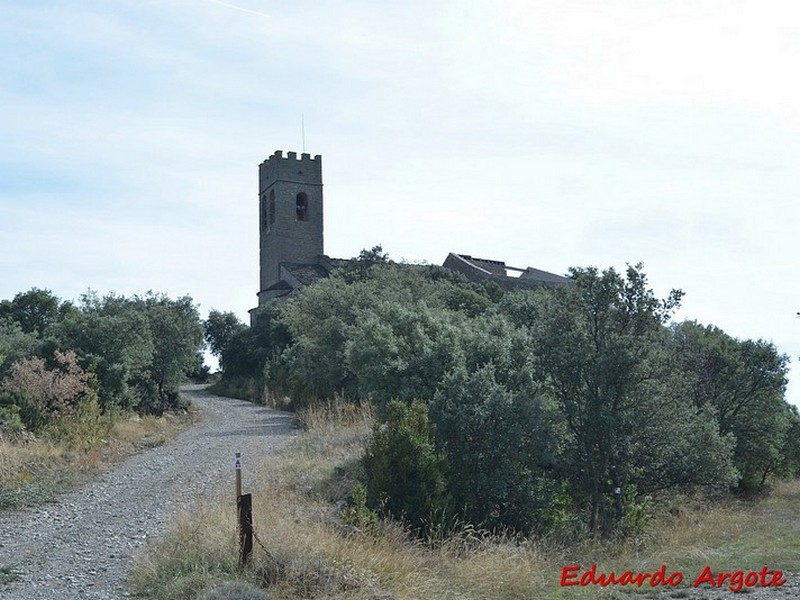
<box><xmin>253</xmin><ymin>149</ymin><xmax>571</xmax><ymax>317</ymax></box>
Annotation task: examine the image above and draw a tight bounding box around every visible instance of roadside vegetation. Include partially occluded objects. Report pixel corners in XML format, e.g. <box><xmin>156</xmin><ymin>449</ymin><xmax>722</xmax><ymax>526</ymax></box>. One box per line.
<box><xmin>207</xmin><ymin>247</ymin><xmax>800</xmax><ymax>531</ymax></box>
<box><xmin>0</xmin><ymin>288</ymin><xmax>205</xmax><ymax>510</ymax></box>
<box><xmin>139</xmin><ymin>245</ymin><xmax>800</xmax><ymax>598</ymax></box>
<box><xmin>132</xmin><ymin>400</ymin><xmax>800</xmax><ymax>600</ymax></box>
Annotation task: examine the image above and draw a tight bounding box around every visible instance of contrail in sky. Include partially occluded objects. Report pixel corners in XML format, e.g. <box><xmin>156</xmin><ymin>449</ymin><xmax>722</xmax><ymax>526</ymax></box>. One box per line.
<box><xmin>199</xmin><ymin>0</ymin><xmax>270</xmax><ymax>18</ymax></box>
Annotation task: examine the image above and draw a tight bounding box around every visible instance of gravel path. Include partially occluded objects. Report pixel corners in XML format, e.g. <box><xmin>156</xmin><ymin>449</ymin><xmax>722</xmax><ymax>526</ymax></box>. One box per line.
<box><xmin>0</xmin><ymin>385</ymin><xmax>295</xmax><ymax>599</ymax></box>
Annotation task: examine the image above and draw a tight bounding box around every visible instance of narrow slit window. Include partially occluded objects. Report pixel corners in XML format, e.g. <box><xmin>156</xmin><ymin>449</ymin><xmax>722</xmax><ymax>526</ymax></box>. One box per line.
<box><xmin>268</xmin><ymin>190</ymin><xmax>276</xmax><ymax>230</ymax></box>
<box><xmin>296</xmin><ymin>193</ymin><xmax>308</xmax><ymax>221</ymax></box>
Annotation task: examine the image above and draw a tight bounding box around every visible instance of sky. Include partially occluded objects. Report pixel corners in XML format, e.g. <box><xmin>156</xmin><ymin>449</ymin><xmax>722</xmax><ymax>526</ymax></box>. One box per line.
<box><xmin>1</xmin><ymin>0</ymin><xmax>799</xmax><ymax>404</ymax></box>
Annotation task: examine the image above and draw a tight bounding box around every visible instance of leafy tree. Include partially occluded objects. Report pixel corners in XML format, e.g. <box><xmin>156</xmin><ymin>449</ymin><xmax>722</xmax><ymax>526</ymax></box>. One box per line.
<box><xmin>345</xmin><ymin>302</ymin><xmax>463</xmax><ymax>405</ymax></box>
<box><xmin>54</xmin><ymin>293</ymin><xmax>154</xmax><ymax>410</ymax></box>
<box><xmin>456</xmin><ymin>313</ymin><xmax>534</xmax><ymax>389</ymax></box>
<box><xmin>335</xmin><ymin>244</ymin><xmax>391</xmax><ymax>283</ymax></box>
<box><xmin>778</xmin><ymin>405</ymin><xmax>800</xmax><ymax>478</ymax></box>
<box><xmin>186</xmin><ymin>351</ymin><xmax>212</xmax><ymax>383</ymax></box>
<box><xmin>672</xmin><ymin>321</ymin><xmax>793</xmax><ymax>492</ymax></box>
<box><xmin>281</xmin><ymin>260</ymin><xmax>504</xmax><ymax>402</ymax></box>
<box><xmin>621</xmin><ymin>385</ymin><xmax>738</xmax><ymax>495</ymax></box>
<box><xmin>137</xmin><ymin>293</ymin><xmax>204</xmax><ymax>413</ymax></box>
<box><xmin>204</xmin><ymin>309</ymin><xmax>247</xmax><ymax>371</ymax></box>
<box><xmin>225</xmin><ymin>302</ymin><xmax>292</xmax><ymax>378</ymax></box>
<box><xmin>521</xmin><ymin>264</ymin><xmax>728</xmax><ymax>533</ymax></box>
<box><xmin>438</xmin><ymin>284</ymin><xmax>493</xmax><ymax>317</ymax></box>
<box><xmin>0</xmin><ymin>288</ymin><xmax>70</xmax><ymax>335</ymax></box>
<box><xmin>53</xmin><ymin>291</ymin><xmax>203</xmax><ymax>414</ymax></box>
<box><xmin>280</xmin><ymin>276</ymin><xmax>378</xmax><ymax>400</ymax></box>
<box><xmin>0</xmin><ymin>317</ymin><xmax>40</xmax><ymax>377</ymax></box>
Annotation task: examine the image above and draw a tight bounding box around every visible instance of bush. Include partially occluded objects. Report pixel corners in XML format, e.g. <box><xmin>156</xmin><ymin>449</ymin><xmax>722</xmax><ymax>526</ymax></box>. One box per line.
<box><xmin>0</xmin><ymin>389</ymin><xmax>37</xmax><ymax>434</ymax></box>
<box><xmin>0</xmin><ymin>397</ymin><xmax>24</xmax><ymax>434</ymax></box>
<box><xmin>363</xmin><ymin>400</ymin><xmax>449</xmax><ymax>533</ymax></box>
<box><xmin>431</xmin><ymin>365</ymin><xmax>568</xmax><ymax>534</ymax></box>
<box><xmin>46</xmin><ymin>389</ymin><xmax>112</xmax><ymax>450</ymax></box>
<box><xmin>0</xmin><ymin>350</ymin><xmax>90</xmax><ymax>430</ymax></box>
<box><xmin>341</xmin><ymin>482</ymin><xmax>380</xmax><ymax>535</ymax></box>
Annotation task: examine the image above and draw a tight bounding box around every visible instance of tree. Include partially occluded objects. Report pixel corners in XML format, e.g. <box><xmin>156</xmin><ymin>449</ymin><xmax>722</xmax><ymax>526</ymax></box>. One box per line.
<box><xmin>204</xmin><ymin>310</ymin><xmax>247</xmax><ymax>371</ymax></box>
<box><xmin>224</xmin><ymin>302</ymin><xmax>292</xmax><ymax>379</ymax></box>
<box><xmin>138</xmin><ymin>293</ymin><xmax>204</xmax><ymax>413</ymax></box>
<box><xmin>0</xmin><ymin>288</ymin><xmax>69</xmax><ymax>335</ymax></box>
<box><xmin>54</xmin><ymin>293</ymin><xmax>154</xmax><ymax>410</ymax></box>
<box><xmin>521</xmin><ymin>264</ymin><xmax>734</xmax><ymax>533</ymax></box>
<box><xmin>0</xmin><ymin>317</ymin><xmax>40</xmax><ymax>377</ymax></box>
<box><xmin>53</xmin><ymin>291</ymin><xmax>203</xmax><ymax>414</ymax></box>
<box><xmin>280</xmin><ymin>276</ymin><xmax>378</xmax><ymax>400</ymax></box>
<box><xmin>281</xmin><ymin>259</ymin><xmax>501</xmax><ymax>402</ymax></box>
<box><xmin>672</xmin><ymin>321</ymin><xmax>792</xmax><ymax>492</ymax></box>
<box><xmin>335</xmin><ymin>245</ymin><xmax>391</xmax><ymax>283</ymax></box>
<box><xmin>345</xmin><ymin>302</ymin><xmax>462</xmax><ymax>405</ymax></box>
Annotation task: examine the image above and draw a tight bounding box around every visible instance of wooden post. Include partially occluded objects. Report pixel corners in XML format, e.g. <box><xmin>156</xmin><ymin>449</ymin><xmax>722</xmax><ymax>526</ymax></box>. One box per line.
<box><xmin>235</xmin><ymin>451</ymin><xmax>242</xmax><ymax>499</ymax></box>
<box><xmin>234</xmin><ymin>452</ymin><xmax>252</xmax><ymax>567</ymax></box>
<box><xmin>238</xmin><ymin>493</ymin><xmax>253</xmax><ymax>566</ymax></box>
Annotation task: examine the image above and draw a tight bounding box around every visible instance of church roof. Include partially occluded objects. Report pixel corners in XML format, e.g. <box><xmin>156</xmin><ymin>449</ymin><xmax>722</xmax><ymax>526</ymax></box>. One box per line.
<box><xmin>264</xmin><ymin>280</ymin><xmax>292</xmax><ymax>291</ymax></box>
<box><xmin>519</xmin><ymin>266</ymin><xmax>574</xmax><ymax>284</ymax></box>
<box><xmin>443</xmin><ymin>253</ymin><xmax>572</xmax><ymax>289</ymax></box>
<box><xmin>282</xmin><ymin>263</ymin><xmax>331</xmax><ymax>286</ymax></box>
<box><xmin>262</xmin><ymin>253</ymin><xmax>571</xmax><ymax>305</ymax></box>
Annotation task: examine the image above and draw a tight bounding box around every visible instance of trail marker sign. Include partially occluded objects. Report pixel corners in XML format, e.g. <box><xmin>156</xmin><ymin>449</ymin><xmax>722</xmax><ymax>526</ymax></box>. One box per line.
<box><xmin>234</xmin><ymin>451</ymin><xmax>243</xmax><ymax>499</ymax></box>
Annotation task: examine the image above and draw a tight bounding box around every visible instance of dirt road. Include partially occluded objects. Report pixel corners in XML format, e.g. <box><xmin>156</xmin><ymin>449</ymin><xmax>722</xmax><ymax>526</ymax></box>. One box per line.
<box><xmin>0</xmin><ymin>385</ymin><xmax>295</xmax><ymax>599</ymax></box>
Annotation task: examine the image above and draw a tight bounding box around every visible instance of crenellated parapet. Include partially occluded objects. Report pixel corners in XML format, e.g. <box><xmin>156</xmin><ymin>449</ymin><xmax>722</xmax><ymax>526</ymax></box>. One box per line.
<box><xmin>259</xmin><ymin>150</ymin><xmax>322</xmax><ymax>194</ymax></box>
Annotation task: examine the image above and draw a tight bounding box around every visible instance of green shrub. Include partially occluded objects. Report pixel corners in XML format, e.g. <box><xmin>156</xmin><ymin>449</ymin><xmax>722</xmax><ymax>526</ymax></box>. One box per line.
<box><xmin>363</xmin><ymin>400</ymin><xmax>449</xmax><ymax>533</ymax></box>
<box><xmin>0</xmin><ymin>389</ymin><xmax>42</xmax><ymax>432</ymax></box>
<box><xmin>431</xmin><ymin>365</ymin><xmax>568</xmax><ymax>534</ymax></box>
<box><xmin>620</xmin><ymin>486</ymin><xmax>652</xmax><ymax>535</ymax></box>
<box><xmin>341</xmin><ymin>482</ymin><xmax>380</xmax><ymax>535</ymax></box>
<box><xmin>0</xmin><ymin>402</ymin><xmax>24</xmax><ymax>434</ymax></box>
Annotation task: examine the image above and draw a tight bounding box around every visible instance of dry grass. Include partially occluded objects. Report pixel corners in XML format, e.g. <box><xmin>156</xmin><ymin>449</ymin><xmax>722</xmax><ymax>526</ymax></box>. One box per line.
<box><xmin>637</xmin><ymin>483</ymin><xmax>800</xmax><ymax>573</ymax></box>
<box><xmin>0</xmin><ymin>404</ymin><xmax>199</xmax><ymax>511</ymax></box>
<box><xmin>132</xmin><ymin>401</ymin><xmax>557</xmax><ymax>599</ymax></box>
<box><xmin>131</xmin><ymin>401</ymin><xmax>800</xmax><ymax>600</ymax></box>
<box><xmin>0</xmin><ymin>434</ymin><xmax>72</xmax><ymax>507</ymax></box>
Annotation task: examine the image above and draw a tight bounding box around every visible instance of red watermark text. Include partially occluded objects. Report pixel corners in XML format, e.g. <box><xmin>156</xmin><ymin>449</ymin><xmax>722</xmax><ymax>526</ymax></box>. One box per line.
<box><xmin>560</xmin><ymin>564</ymin><xmax>786</xmax><ymax>592</ymax></box>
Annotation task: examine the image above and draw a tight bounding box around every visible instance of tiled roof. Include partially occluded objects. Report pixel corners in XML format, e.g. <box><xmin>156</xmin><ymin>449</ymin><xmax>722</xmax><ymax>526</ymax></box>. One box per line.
<box><xmin>282</xmin><ymin>263</ymin><xmax>331</xmax><ymax>286</ymax></box>
<box><xmin>265</xmin><ymin>280</ymin><xmax>292</xmax><ymax>291</ymax></box>
<box><xmin>519</xmin><ymin>266</ymin><xmax>572</xmax><ymax>284</ymax></box>
<box><xmin>444</xmin><ymin>252</ymin><xmax>572</xmax><ymax>289</ymax></box>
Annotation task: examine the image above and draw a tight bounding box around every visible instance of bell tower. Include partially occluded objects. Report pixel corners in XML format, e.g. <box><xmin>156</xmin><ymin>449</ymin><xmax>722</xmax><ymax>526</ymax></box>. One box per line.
<box><xmin>257</xmin><ymin>150</ymin><xmax>324</xmax><ymax>305</ymax></box>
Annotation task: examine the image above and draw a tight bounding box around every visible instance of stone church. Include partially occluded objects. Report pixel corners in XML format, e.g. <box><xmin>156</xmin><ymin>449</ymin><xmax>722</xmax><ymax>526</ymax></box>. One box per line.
<box><xmin>253</xmin><ymin>150</ymin><xmax>570</xmax><ymax>312</ymax></box>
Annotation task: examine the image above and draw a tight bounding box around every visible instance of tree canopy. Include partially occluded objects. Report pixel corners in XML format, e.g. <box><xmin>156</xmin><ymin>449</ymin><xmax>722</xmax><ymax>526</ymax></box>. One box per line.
<box><xmin>209</xmin><ymin>253</ymin><xmax>800</xmax><ymax>535</ymax></box>
<box><xmin>0</xmin><ymin>289</ymin><xmax>204</xmax><ymax>419</ymax></box>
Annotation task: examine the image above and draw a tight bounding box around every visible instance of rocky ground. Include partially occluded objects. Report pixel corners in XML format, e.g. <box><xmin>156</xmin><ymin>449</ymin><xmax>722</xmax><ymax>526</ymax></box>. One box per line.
<box><xmin>0</xmin><ymin>385</ymin><xmax>295</xmax><ymax>599</ymax></box>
